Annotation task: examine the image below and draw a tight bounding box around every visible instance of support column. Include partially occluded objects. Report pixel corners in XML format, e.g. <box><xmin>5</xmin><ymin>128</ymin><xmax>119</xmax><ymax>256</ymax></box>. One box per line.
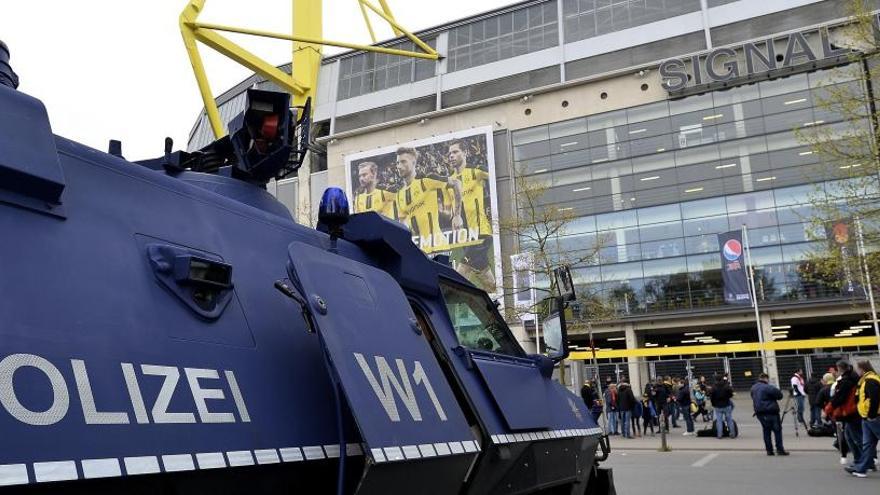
<box><xmin>760</xmin><ymin>312</ymin><xmax>780</xmax><ymax>386</ymax></box>
<box><xmin>571</xmin><ymin>360</ymin><xmax>585</xmax><ymax>393</ymax></box>
<box><xmin>624</xmin><ymin>323</ymin><xmax>644</xmax><ymax>396</ymax></box>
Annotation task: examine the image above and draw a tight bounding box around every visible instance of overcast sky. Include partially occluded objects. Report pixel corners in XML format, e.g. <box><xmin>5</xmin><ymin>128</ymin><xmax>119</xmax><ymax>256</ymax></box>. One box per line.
<box><xmin>1</xmin><ymin>0</ymin><xmax>511</xmax><ymax>160</ymax></box>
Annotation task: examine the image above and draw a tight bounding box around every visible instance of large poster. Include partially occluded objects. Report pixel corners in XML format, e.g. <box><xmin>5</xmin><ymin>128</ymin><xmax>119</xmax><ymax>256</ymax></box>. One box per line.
<box><xmin>718</xmin><ymin>230</ymin><xmax>751</xmax><ymax>305</ymax></box>
<box><xmin>826</xmin><ymin>218</ymin><xmax>860</xmax><ymax>295</ymax></box>
<box><xmin>345</xmin><ymin>127</ymin><xmax>501</xmax><ymax>294</ymax></box>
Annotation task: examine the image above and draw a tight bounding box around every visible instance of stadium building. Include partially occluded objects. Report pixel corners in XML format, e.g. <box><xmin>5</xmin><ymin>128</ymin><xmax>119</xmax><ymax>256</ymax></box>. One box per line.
<box><xmin>188</xmin><ymin>0</ymin><xmax>880</xmax><ymax>390</ymax></box>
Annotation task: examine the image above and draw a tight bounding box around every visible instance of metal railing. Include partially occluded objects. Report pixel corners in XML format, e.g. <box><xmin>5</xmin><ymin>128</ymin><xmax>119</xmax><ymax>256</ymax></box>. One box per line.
<box><xmin>583</xmin><ymin>352</ymin><xmax>880</xmax><ymax>393</ymax></box>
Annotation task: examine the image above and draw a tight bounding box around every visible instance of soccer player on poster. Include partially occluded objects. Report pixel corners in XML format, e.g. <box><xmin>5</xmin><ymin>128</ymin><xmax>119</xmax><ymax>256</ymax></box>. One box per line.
<box><xmin>353</xmin><ymin>161</ymin><xmax>396</xmax><ymax>217</ymax></box>
<box><xmin>393</xmin><ymin>146</ymin><xmax>463</xmax><ymax>252</ymax></box>
<box><xmin>447</xmin><ymin>140</ymin><xmax>496</xmax><ymax>292</ymax></box>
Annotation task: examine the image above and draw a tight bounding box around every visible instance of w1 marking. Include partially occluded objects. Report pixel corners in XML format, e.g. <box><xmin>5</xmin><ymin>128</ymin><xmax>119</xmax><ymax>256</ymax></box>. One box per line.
<box><xmin>353</xmin><ymin>353</ymin><xmax>447</xmax><ymax>422</ymax></box>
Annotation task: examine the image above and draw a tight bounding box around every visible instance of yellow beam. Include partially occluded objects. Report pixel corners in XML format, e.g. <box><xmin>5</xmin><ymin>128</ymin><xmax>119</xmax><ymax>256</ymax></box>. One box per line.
<box><xmin>375</xmin><ymin>0</ymin><xmax>403</xmax><ymax>37</ymax></box>
<box><xmin>569</xmin><ymin>336</ymin><xmax>879</xmax><ymax>360</ymax></box>
<box><xmin>179</xmin><ymin>0</ymin><xmax>438</xmax><ymax>140</ymax></box>
<box><xmin>358</xmin><ymin>0</ymin><xmax>378</xmax><ymax>43</ymax></box>
<box><xmin>179</xmin><ymin>0</ymin><xmax>225</xmax><ymax>138</ymax></box>
<box><xmin>191</xmin><ymin>27</ymin><xmax>307</xmax><ymax>96</ymax></box>
<box><xmin>292</xmin><ymin>0</ymin><xmax>321</xmax><ymax>110</ymax></box>
<box><xmin>361</xmin><ymin>0</ymin><xmax>437</xmax><ymax>56</ymax></box>
<box><xmin>188</xmin><ymin>22</ymin><xmax>439</xmax><ymax>60</ymax></box>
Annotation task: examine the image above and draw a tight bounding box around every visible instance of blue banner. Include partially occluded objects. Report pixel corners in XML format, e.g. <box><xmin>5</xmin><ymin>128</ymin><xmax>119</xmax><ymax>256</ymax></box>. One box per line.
<box><xmin>718</xmin><ymin>231</ymin><xmax>751</xmax><ymax>305</ymax></box>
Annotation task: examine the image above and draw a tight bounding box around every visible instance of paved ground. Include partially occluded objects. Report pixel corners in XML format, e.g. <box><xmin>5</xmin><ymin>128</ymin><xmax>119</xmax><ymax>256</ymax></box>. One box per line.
<box><xmin>603</xmin><ymin>450</ymin><xmax>879</xmax><ymax>495</ymax></box>
<box><xmin>599</xmin><ymin>399</ymin><xmax>880</xmax><ymax>494</ymax></box>
<box><xmin>605</xmin><ymin>413</ymin><xmax>835</xmax><ymax>452</ymax></box>
<box><xmin>599</xmin><ymin>397</ymin><xmax>835</xmax><ymax>451</ymax></box>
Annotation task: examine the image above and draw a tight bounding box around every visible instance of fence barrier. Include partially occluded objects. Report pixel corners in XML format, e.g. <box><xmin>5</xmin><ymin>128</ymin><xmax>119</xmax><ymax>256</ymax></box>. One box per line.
<box><xmin>581</xmin><ymin>352</ymin><xmax>880</xmax><ymax>392</ymax></box>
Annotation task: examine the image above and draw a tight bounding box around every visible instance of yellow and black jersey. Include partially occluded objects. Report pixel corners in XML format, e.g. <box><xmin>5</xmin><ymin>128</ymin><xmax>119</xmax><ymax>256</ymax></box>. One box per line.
<box><xmin>355</xmin><ymin>188</ymin><xmax>396</xmax><ymax>218</ymax></box>
<box><xmin>394</xmin><ymin>177</ymin><xmax>449</xmax><ymax>250</ymax></box>
<box><xmin>450</xmin><ymin>167</ymin><xmax>492</xmax><ymax>237</ymax></box>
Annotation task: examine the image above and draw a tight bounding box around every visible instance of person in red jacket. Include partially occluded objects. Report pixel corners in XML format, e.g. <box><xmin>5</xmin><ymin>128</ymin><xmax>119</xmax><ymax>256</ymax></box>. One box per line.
<box><xmin>847</xmin><ymin>360</ymin><xmax>879</xmax><ymax>478</ymax></box>
<box><xmin>831</xmin><ymin>361</ymin><xmax>863</xmax><ymax>469</ymax></box>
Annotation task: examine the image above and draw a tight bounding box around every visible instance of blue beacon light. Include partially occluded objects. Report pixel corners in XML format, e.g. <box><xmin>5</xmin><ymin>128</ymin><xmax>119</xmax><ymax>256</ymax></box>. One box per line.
<box><xmin>319</xmin><ymin>187</ymin><xmax>350</xmax><ymax>252</ymax></box>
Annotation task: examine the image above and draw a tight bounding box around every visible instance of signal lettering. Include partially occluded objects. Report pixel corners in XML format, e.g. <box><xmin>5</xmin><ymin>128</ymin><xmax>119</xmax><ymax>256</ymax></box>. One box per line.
<box><xmin>354</xmin><ymin>353</ymin><xmax>447</xmax><ymax>423</ymax></box>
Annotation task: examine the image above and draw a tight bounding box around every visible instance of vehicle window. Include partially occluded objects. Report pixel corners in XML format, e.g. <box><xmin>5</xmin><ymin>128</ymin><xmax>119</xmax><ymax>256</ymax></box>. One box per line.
<box><xmin>440</xmin><ymin>281</ymin><xmax>524</xmax><ymax>357</ymax></box>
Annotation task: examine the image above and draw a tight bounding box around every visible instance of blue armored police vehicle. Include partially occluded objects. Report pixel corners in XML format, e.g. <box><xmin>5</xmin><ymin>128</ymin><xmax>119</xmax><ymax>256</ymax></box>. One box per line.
<box><xmin>0</xmin><ymin>41</ymin><xmax>613</xmax><ymax>494</ymax></box>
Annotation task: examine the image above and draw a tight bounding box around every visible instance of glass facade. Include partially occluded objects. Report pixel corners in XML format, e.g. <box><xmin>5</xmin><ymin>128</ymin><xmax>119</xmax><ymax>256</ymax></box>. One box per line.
<box><xmin>337</xmin><ymin>38</ymin><xmax>437</xmax><ymax>100</ymax></box>
<box><xmin>511</xmin><ymin>65</ymin><xmax>875</xmax><ymax>317</ymax></box>
<box><xmin>448</xmin><ymin>1</ymin><xmax>559</xmax><ymax>72</ymax></box>
<box><xmin>562</xmin><ymin>0</ymin><xmax>701</xmax><ymax>43</ymax></box>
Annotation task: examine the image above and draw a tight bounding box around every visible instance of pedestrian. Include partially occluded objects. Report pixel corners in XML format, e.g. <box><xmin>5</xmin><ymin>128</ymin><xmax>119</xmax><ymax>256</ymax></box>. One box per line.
<box><xmin>751</xmin><ymin>373</ymin><xmax>789</xmax><ymax>456</ymax></box>
<box><xmin>830</xmin><ymin>361</ymin><xmax>863</xmax><ymax>469</ymax></box>
<box><xmin>604</xmin><ymin>383</ymin><xmax>619</xmax><ymax>436</ymax></box>
<box><xmin>617</xmin><ymin>380</ymin><xmax>636</xmax><ymax>439</ymax></box>
<box><xmin>642</xmin><ymin>398</ymin><xmax>656</xmax><ymax>436</ymax></box>
<box><xmin>677</xmin><ymin>378</ymin><xmax>695</xmax><ymax>436</ymax></box>
<box><xmin>693</xmin><ymin>382</ymin><xmax>710</xmax><ymax>422</ymax></box>
<box><xmin>822</xmin><ymin>370</ymin><xmax>850</xmax><ymax>466</ymax></box>
<box><xmin>633</xmin><ymin>399</ymin><xmax>644</xmax><ymax>437</ymax></box>
<box><xmin>710</xmin><ymin>375</ymin><xmax>736</xmax><ymax>438</ymax></box>
<box><xmin>846</xmin><ymin>360</ymin><xmax>880</xmax><ymax>478</ymax></box>
<box><xmin>816</xmin><ymin>372</ymin><xmax>834</xmax><ymax>412</ymax></box>
<box><xmin>652</xmin><ymin>378</ymin><xmax>670</xmax><ymax>431</ymax></box>
<box><xmin>581</xmin><ymin>380</ymin><xmax>603</xmax><ymax>423</ymax></box>
<box><xmin>805</xmin><ymin>373</ymin><xmax>823</xmax><ymax>427</ymax></box>
<box><xmin>790</xmin><ymin>368</ymin><xmax>807</xmax><ymax>427</ymax></box>
<box><xmin>665</xmin><ymin>376</ymin><xmax>679</xmax><ymax>428</ymax></box>
<box><xmin>580</xmin><ymin>380</ymin><xmax>595</xmax><ymax>407</ymax></box>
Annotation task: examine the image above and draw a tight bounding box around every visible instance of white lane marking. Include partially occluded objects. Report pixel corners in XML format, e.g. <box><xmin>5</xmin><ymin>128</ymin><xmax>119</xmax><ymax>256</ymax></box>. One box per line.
<box><xmin>81</xmin><ymin>458</ymin><xmax>122</xmax><ymax>479</ymax></box>
<box><xmin>226</xmin><ymin>451</ymin><xmax>255</xmax><ymax>467</ymax></box>
<box><xmin>124</xmin><ymin>456</ymin><xmax>160</xmax><ymax>475</ymax></box>
<box><xmin>322</xmin><ymin>445</ymin><xmax>341</xmax><ymax>459</ymax></box>
<box><xmin>370</xmin><ymin>448</ymin><xmax>387</xmax><ymax>463</ymax></box>
<box><xmin>279</xmin><ymin>447</ymin><xmax>304</xmax><ymax>463</ymax></box>
<box><xmin>692</xmin><ymin>453</ymin><xmax>720</xmax><ymax>468</ymax></box>
<box><xmin>302</xmin><ymin>446</ymin><xmax>325</xmax><ymax>460</ymax></box>
<box><xmin>33</xmin><ymin>461</ymin><xmax>77</xmax><ymax>482</ymax></box>
<box><xmin>254</xmin><ymin>449</ymin><xmax>281</xmax><ymax>465</ymax></box>
<box><xmin>0</xmin><ymin>464</ymin><xmax>29</xmax><ymax>486</ymax></box>
<box><xmin>195</xmin><ymin>453</ymin><xmax>226</xmax><ymax>469</ymax></box>
<box><xmin>161</xmin><ymin>454</ymin><xmax>195</xmax><ymax>472</ymax></box>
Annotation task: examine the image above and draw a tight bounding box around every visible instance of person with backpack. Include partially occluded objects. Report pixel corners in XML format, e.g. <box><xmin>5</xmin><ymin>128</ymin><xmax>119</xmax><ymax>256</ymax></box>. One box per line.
<box><xmin>824</xmin><ymin>370</ymin><xmax>850</xmax><ymax>465</ymax></box>
<box><xmin>693</xmin><ymin>380</ymin><xmax>710</xmax><ymax>422</ymax></box>
<box><xmin>604</xmin><ymin>383</ymin><xmax>619</xmax><ymax>436</ymax></box>
<box><xmin>847</xmin><ymin>360</ymin><xmax>880</xmax><ymax>478</ymax></box>
<box><xmin>751</xmin><ymin>373</ymin><xmax>789</xmax><ymax>456</ymax></box>
<box><xmin>710</xmin><ymin>375</ymin><xmax>736</xmax><ymax>439</ymax></box>
<box><xmin>617</xmin><ymin>380</ymin><xmax>636</xmax><ymax>439</ymax></box>
<box><xmin>805</xmin><ymin>373</ymin><xmax>823</xmax><ymax>427</ymax></box>
<box><xmin>830</xmin><ymin>361</ymin><xmax>863</xmax><ymax>469</ymax></box>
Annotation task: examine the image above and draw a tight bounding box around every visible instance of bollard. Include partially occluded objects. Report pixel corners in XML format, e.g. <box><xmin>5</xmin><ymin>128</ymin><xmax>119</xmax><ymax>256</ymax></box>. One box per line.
<box><xmin>658</xmin><ymin>412</ymin><xmax>671</xmax><ymax>452</ymax></box>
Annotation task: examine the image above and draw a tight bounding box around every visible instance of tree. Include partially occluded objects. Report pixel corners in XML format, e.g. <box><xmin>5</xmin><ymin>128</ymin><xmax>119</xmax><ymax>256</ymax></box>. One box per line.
<box><xmin>797</xmin><ymin>1</ymin><xmax>880</xmax><ymax>295</ymax></box>
<box><xmin>499</xmin><ymin>171</ymin><xmax>615</xmax><ymax>383</ymax></box>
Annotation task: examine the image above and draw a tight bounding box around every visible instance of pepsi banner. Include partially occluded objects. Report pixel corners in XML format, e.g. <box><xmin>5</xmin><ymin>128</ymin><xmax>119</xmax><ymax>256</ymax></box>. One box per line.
<box><xmin>718</xmin><ymin>231</ymin><xmax>751</xmax><ymax>305</ymax></box>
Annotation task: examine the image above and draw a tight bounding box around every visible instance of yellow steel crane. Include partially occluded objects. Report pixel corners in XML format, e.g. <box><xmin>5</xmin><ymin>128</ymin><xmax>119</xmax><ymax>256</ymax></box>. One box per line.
<box><xmin>180</xmin><ymin>0</ymin><xmax>440</xmax><ymax>139</ymax></box>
